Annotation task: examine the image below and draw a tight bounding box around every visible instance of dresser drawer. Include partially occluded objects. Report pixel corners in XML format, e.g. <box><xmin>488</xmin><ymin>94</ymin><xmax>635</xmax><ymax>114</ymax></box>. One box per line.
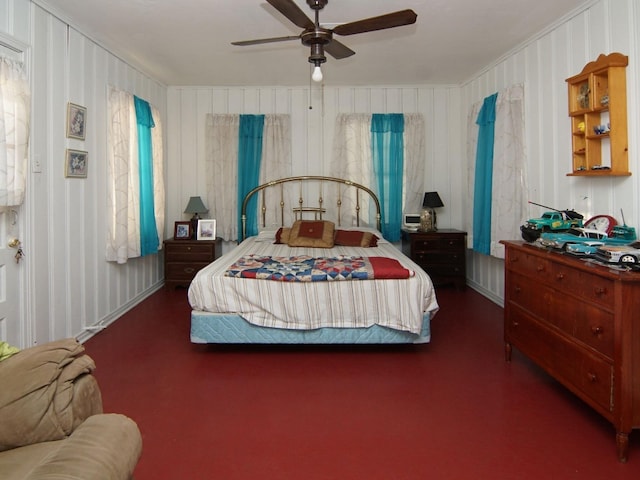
<box><xmin>507</xmin><ymin>305</ymin><xmax>613</xmax><ymax>413</ymax></box>
<box><xmin>547</xmin><ymin>262</ymin><xmax>614</xmax><ymax>309</ymax></box>
<box><xmin>165</xmin><ymin>243</ymin><xmax>214</xmax><ymax>262</ymax></box>
<box><xmin>546</xmin><ymin>294</ymin><xmax>614</xmax><ymax>359</ymax></box>
<box><xmin>506</xmin><ymin>249</ymin><xmax>551</xmax><ymax>279</ymax></box>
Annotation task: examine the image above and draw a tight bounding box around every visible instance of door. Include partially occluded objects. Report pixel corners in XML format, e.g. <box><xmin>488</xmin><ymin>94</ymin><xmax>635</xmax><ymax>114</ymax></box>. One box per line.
<box><xmin>0</xmin><ymin>208</ymin><xmax>23</xmax><ymax>346</ymax></box>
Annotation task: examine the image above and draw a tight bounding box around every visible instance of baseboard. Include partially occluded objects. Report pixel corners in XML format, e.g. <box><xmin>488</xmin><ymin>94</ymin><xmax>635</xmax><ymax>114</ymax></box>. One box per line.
<box><xmin>466</xmin><ymin>279</ymin><xmax>504</xmax><ymax>308</ymax></box>
<box><xmin>76</xmin><ymin>282</ymin><xmax>165</xmax><ymax>344</ymax></box>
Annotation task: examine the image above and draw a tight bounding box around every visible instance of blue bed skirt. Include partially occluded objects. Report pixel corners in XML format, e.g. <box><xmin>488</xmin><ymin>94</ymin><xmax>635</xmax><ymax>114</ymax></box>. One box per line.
<box><xmin>191</xmin><ymin>312</ymin><xmax>432</xmax><ymax>345</ymax></box>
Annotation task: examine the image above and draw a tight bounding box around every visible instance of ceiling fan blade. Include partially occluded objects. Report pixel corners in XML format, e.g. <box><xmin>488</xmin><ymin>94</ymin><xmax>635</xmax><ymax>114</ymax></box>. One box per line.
<box><xmin>332</xmin><ymin>9</ymin><xmax>417</xmax><ymax>36</ymax></box>
<box><xmin>324</xmin><ymin>39</ymin><xmax>355</xmax><ymax>60</ymax></box>
<box><xmin>267</xmin><ymin>0</ymin><xmax>314</xmax><ymax>29</ymax></box>
<box><xmin>231</xmin><ymin>35</ymin><xmax>300</xmax><ymax>46</ymax></box>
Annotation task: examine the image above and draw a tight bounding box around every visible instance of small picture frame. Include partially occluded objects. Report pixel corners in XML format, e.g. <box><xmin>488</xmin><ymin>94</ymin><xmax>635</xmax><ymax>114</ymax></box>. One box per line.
<box><xmin>66</xmin><ymin>103</ymin><xmax>87</xmax><ymax>140</ymax></box>
<box><xmin>64</xmin><ymin>149</ymin><xmax>88</xmax><ymax>178</ymax></box>
<box><xmin>197</xmin><ymin>219</ymin><xmax>216</xmax><ymax>240</ymax></box>
<box><xmin>174</xmin><ymin>221</ymin><xmax>192</xmax><ymax>240</ymax></box>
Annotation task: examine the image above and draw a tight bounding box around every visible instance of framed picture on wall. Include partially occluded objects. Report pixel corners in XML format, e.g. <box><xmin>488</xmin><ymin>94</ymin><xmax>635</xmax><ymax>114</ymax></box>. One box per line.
<box><xmin>64</xmin><ymin>149</ymin><xmax>88</xmax><ymax>178</ymax></box>
<box><xmin>66</xmin><ymin>102</ymin><xmax>87</xmax><ymax>140</ymax></box>
<box><xmin>197</xmin><ymin>219</ymin><xmax>216</xmax><ymax>240</ymax></box>
<box><xmin>174</xmin><ymin>221</ymin><xmax>192</xmax><ymax>240</ymax></box>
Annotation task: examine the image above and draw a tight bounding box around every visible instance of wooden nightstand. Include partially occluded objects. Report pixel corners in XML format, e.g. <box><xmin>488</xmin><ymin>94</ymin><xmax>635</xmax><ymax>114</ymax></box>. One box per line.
<box><xmin>402</xmin><ymin>229</ymin><xmax>467</xmax><ymax>289</ymax></box>
<box><xmin>163</xmin><ymin>238</ymin><xmax>221</xmax><ymax>289</ymax></box>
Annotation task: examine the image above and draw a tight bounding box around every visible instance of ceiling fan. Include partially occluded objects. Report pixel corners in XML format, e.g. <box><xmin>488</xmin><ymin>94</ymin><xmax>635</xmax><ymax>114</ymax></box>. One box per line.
<box><xmin>231</xmin><ymin>0</ymin><xmax>417</xmax><ymax>82</ymax></box>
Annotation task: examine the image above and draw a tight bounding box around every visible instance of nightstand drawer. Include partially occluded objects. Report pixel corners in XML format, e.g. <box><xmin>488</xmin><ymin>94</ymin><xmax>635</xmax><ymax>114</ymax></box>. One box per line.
<box><xmin>412</xmin><ymin>236</ymin><xmax>465</xmax><ymax>252</ymax></box>
<box><xmin>402</xmin><ymin>229</ymin><xmax>467</xmax><ymax>289</ymax></box>
<box><xmin>163</xmin><ymin>238</ymin><xmax>221</xmax><ymax>288</ymax></box>
<box><xmin>414</xmin><ymin>252</ymin><xmax>464</xmax><ymax>265</ymax></box>
<box><xmin>165</xmin><ymin>262</ymin><xmax>210</xmax><ymax>281</ymax></box>
<box><xmin>165</xmin><ymin>243</ymin><xmax>214</xmax><ymax>261</ymax></box>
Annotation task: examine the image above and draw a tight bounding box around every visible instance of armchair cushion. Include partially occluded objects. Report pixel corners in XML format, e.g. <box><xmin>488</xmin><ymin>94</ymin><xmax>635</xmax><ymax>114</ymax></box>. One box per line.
<box><xmin>0</xmin><ymin>338</ymin><xmax>102</xmax><ymax>452</ymax></box>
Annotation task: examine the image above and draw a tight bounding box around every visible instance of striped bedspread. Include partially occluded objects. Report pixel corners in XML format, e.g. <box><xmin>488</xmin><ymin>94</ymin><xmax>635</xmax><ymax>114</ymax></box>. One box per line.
<box><xmin>188</xmin><ymin>230</ymin><xmax>439</xmax><ymax>335</ymax></box>
<box><xmin>224</xmin><ymin>255</ymin><xmax>414</xmax><ymax>282</ymax></box>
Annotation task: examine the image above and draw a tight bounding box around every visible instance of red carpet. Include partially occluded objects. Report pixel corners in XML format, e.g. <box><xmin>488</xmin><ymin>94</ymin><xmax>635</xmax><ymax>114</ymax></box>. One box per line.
<box><xmin>84</xmin><ymin>287</ymin><xmax>640</xmax><ymax>479</ymax></box>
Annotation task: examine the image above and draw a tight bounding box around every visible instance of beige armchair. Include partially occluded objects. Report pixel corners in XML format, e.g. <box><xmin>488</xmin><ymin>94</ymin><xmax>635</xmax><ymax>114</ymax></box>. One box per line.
<box><xmin>0</xmin><ymin>338</ymin><xmax>142</xmax><ymax>480</ymax></box>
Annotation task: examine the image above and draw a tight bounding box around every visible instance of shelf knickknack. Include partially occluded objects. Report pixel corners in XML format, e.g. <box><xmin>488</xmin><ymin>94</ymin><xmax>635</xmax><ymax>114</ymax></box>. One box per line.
<box><xmin>566</xmin><ymin>52</ymin><xmax>629</xmax><ymax>176</ymax></box>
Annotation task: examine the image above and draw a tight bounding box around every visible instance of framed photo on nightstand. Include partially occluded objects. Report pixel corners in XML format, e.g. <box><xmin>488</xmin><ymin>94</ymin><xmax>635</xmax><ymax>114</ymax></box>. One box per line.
<box><xmin>174</xmin><ymin>221</ymin><xmax>192</xmax><ymax>240</ymax></box>
<box><xmin>197</xmin><ymin>219</ymin><xmax>216</xmax><ymax>240</ymax></box>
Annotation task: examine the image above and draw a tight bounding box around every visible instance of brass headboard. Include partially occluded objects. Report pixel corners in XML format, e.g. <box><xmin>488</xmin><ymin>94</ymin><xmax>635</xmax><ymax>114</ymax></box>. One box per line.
<box><xmin>240</xmin><ymin>176</ymin><xmax>381</xmax><ymax>241</ymax></box>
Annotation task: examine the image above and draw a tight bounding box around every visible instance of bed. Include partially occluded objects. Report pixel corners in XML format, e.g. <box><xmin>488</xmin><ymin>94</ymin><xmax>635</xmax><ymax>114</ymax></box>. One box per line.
<box><xmin>187</xmin><ymin>176</ymin><xmax>439</xmax><ymax>344</ymax></box>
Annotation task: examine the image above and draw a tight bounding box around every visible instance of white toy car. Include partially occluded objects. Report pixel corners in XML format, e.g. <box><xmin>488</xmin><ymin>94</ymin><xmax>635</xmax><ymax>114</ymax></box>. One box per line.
<box><xmin>595</xmin><ymin>241</ymin><xmax>640</xmax><ymax>265</ymax></box>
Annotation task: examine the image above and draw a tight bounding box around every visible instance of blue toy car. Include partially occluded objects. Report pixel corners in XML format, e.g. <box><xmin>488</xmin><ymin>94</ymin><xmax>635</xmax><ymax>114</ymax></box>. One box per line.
<box><xmin>537</xmin><ymin>227</ymin><xmax>607</xmax><ymax>250</ymax></box>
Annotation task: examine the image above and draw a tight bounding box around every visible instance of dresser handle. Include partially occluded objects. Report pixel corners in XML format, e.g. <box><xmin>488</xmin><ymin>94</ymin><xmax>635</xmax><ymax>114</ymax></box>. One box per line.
<box><xmin>536</xmin><ymin>264</ymin><xmax>544</xmax><ymax>272</ymax></box>
<box><xmin>187</xmin><ymin>247</ymin><xmax>192</xmax><ymax>251</ymax></box>
<box><xmin>591</xmin><ymin>326</ymin><xmax>603</xmax><ymax>336</ymax></box>
<box><xmin>588</xmin><ymin>372</ymin><xmax>598</xmax><ymax>383</ymax></box>
<box><xmin>594</xmin><ymin>286</ymin><xmax>606</xmax><ymax>296</ymax></box>
<box><xmin>556</xmin><ymin>272</ymin><xmax>564</xmax><ymax>280</ymax></box>
<box><xmin>514</xmin><ymin>286</ymin><xmax>521</xmax><ymax>293</ymax></box>
<box><xmin>184</xmin><ymin>268</ymin><xmax>195</xmax><ymax>274</ymax></box>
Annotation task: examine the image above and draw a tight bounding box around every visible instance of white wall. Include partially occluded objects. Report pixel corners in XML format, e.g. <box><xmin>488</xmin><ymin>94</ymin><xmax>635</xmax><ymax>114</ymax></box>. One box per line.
<box><xmin>1</xmin><ymin>0</ymin><xmax>168</xmax><ymax>347</ymax></box>
<box><xmin>3</xmin><ymin>0</ymin><xmax>638</xmax><ymax>347</ymax></box>
<box><xmin>165</xmin><ymin>86</ymin><xmax>464</xmax><ymax>252</ymax></box>
<box><xmin>461</xmin><ymin>0</ymin><xmax>640</xmax><ymax>303</ymax></box>
<box><xmin>167</xmin><ymin>0</ymin><xmax>640</xmax><ymax>306</ymax></box>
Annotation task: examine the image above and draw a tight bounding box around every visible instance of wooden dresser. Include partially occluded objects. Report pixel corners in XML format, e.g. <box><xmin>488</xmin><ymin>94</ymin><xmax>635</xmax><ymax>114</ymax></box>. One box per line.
<box><xmin>402</xmin><ymin>229</ymin><xmax>466</xmax><ymax>289</ymax></box>
<box><xmin>501</xmin><ymin>240</ymin><xmax>640</xmax><ymax>462</ymax></box>
<box><xmin>163</xmin><ymin>238</ymin><xmax>221</xmax><ymax>289</ymax></box>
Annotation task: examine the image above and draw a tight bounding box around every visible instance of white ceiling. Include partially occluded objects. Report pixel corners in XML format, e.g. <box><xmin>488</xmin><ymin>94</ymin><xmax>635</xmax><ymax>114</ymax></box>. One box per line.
<box><xmin>37</xmin><ymin>0</ymin><xmax>593</xmax><ymax>87</ymax></box>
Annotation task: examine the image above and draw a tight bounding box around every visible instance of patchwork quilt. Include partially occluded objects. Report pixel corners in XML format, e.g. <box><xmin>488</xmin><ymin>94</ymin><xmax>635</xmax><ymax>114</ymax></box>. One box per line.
<box><xmin>225</xmin><ymin>255</ymin><xmax>414</xmax><ymax>282</ymax></box>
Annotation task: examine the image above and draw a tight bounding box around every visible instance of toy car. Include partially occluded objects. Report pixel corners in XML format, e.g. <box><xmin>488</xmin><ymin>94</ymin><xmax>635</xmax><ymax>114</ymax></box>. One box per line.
<box><xmin>565</xmin><ymin>241</ymin><xmax>605</xmax><ymax>256</ymax></box>
<box><xmin>544</xmin><ymin>224</ymin><xmax>636</xmax><ymax>253</ymax></box>
<box><xmin>595</xmin><ymin>241</ymin><xmax>640</xmax><ymax>265</ymax></box>
<box><xmin>537</xmin><ymin>227</ymin><xmax>607</xmax><ymax>250</ymax></box>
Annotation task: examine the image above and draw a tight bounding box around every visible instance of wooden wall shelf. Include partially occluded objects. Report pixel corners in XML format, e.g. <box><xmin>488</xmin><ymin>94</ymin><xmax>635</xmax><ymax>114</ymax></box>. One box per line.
<box><xmin>566</xmin><ymin>52</ymin><xmax>629</xmax><ymax>176</ymax></box>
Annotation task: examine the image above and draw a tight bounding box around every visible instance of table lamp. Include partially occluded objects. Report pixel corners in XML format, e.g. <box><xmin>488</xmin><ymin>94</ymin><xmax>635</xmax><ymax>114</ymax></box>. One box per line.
<box><xmin>420</xmin><ymin>192</ymin><xmax>444</xmax><ymax>232</ymax></box>
<box><xmin>184</xmin><ymin>196</ymin><xmax>208</xmax><ymax>239</ymax></box>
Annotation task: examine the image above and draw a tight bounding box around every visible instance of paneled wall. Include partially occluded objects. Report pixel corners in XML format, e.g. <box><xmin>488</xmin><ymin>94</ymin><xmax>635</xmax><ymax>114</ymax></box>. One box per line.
<box><xmin>3</xmin><ymin>0</ymin><xmax>639</xmax><ymax>347</ymax></box>
<box><xmin>167</xmin><ymin>0</ymin><xmax>640</xmax><ymax>306</ymax></box>
<box><xmin>1</xmin><ymin>0</ymin><xmax>168</xmax><ymax>347</ymax></box>
<box><xmin>461</xmin><ymin>0</ymin><xmax>640</xmax><ymax>303</ymax></box>
<box><xmin>166</xmin><ymin>86</ymin><xmax>464</xmax><ymax>252</ymax></box>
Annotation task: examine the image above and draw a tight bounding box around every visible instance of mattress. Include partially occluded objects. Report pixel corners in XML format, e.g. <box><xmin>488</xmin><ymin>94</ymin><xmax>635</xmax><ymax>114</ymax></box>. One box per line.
<box><xmin>188</xmin><ymin>229</ymin><xmax>439</xmax><ymax>342</ymax></box>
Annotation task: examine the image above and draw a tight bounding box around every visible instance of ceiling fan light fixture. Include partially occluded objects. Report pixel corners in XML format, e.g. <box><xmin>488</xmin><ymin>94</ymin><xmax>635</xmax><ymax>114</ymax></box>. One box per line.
<box><xmin>312</xmin><ymin>65</ymin><xmax>323</xmax><ymax>82</ymax></box>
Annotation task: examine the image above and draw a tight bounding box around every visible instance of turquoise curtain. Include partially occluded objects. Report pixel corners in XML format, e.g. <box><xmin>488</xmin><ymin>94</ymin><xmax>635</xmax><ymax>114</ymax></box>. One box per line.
<box><xmin>134</xmin><ymin>95</ymin><xmax>158</xmax><ymax>256</ymax></box>
<box><xmin>473</xmin><ymin>93</ymin><xmax>498</xmax><ymax>255</ymax></box>
<box><xmin>237</xmin><ymin>115</ymin><xmax>264</xmax><ymax>238</ymax></box>
<box><xmin>371</xmin><ymin>113</ymin><xmax>404</xmax><ymax>242</ymax></box>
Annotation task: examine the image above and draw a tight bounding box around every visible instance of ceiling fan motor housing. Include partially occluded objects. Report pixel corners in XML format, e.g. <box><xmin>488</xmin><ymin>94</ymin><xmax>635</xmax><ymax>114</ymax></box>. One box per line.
<box><xmin>307</xmin><ymin>0</ymin><xmax>328</xmax><ymax>10</ymax></box>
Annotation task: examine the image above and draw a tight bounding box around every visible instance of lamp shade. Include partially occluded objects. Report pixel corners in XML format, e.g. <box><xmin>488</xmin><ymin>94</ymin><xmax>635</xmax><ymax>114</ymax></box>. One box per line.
<box><xmin>422</xmin><ymin>192</ymin><xmax>444</xmax><ymax>209</ymax></box>
<box><xmin>184</xmin><ymin>196</ymin><xmax>208</xmax><ymax>215</ymax></box>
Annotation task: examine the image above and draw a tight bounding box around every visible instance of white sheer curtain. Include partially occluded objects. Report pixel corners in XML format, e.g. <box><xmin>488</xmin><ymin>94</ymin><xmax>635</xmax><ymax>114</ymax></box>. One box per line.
<box><xmin>330</xmin><ymin>114</ymin><xmax>373</xmax><ymax>226</ymax></box>
<box><xmin>150</xmin><ymin>104</ymin><xmax>165</xmax><ymax>247</ymax></box>
<box><xmin>0</xmin><ymin>55</ymin><xmax>30</xmax><ymax>207</ymax></box>
<box><xmin>466</xmin><ymin>84</ymin><xmax>527</xmax><ymax>259</ymax></box>
<box><xmin>106</xmin><ymin>86</ymin><xmax>165</xmax><ymax>263</ymax></box>
<box><xmin>330</xmin><ymin>113</ymin><xmax>426</xmax><ymax>228</ymax></box>
<box><xmin>205</xmin><ymin>114</ymin><xmax>291</xmax><ymax>241</ymax></box>
<box><xmin>403</xmin><ymin>113</ymin><xmax>427</xmax><ymax>214</ymax></box>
